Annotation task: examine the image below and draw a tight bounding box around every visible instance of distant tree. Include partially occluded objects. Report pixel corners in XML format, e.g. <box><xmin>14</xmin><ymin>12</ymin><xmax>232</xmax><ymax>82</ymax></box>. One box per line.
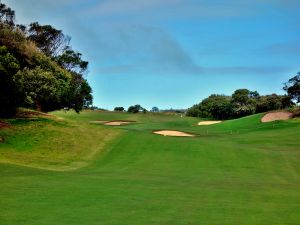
<box><xmin>231</xmin><ymin>89</ymin><xmax>256</xmax><ymax>117</ymax></box>
<box><xmin>151</xmin><ymin>106</ymin><xmax>159</xmax><ymax>112</ymax></box>
<box><xmin>255</xmin><ymin>94</ymin><xmax>293</xmax><ymax>113</ymax></box>
<box><xmin>199</xmin><ymin>95</ymin><xmax>232</xmax><ymax>119</ymax></box>
<box><xmin>114</xmin><ymin>107</ymin><xmax>124</xmax><ymax>112</ymax></box>
<box><xmin>284</xmin><ymin>73</ymin><xmax>300</xmax><ymax>103</ymax></box>
<box><xmin>186</xmin><ymin>95</ymin><xmax>232</xmax><ymax>119</ymax></box>
<box><xmin>231</xmin><ymin>89</ymin><xmax>251</xmax><ymax>106</ymax></box>
<box><xmin>186</xmin><ymin>104</ymin><xmax>200</xmax><ymax>117</ymax></box>
<box><xmin>128</xmin><ymin>104</ymin><xmax>143</xmax><ymax>113</ymax></box>
<box><xmin>249</xmin><ymin>91</ymin><xmax>260</xmax><ymax>99</ymax></box>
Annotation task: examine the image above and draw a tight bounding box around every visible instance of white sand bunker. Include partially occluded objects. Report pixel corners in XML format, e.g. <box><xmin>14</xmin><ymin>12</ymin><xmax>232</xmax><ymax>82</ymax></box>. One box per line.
<box><xmin>104</xmin><ymin>121</ymin><xmax>135</xmax><ymax>126</ymax></box>
<box><xmin>198</xmin><ymin>121</ymin><xmax>222</xmax><ymax>126</ymax></box>
<box><xmin>154</xmin><ymin>130</ymin><xmax>195</xmax><ymax>137</ymax></box>
<box><xmin>89</xmin><ymin>120</ymin><xmax>108</xmax><ymax>124</ymax></box>
<box><xmin>261</xmin><ymin>111</ymin><xmax>292</xmax><ymax>123</ymax></box>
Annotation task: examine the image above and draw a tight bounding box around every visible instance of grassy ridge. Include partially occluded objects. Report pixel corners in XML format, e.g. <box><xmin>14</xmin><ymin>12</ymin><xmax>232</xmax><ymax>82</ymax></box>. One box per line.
<box><xmin>0</xmin><ymin>110</ymin><xmax>300</xmax><ymax>224</ymax></box>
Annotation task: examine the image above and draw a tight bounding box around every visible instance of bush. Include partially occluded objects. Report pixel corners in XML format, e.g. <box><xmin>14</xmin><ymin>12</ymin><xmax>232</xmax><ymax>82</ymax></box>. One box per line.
<box><xmin>128</xmin><ymin>105</ymin><xmax>143</xmax><ymax>113</ymax></box>
<box><xmin>114</xmin><ymin>107</ymin><xmax>124</xmax><ymax>112</ymax></box>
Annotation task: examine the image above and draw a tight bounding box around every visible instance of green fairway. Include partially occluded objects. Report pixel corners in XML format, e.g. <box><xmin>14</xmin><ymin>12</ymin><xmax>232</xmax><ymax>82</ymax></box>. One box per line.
<box><xmin>0</xmin><ymin>110</ymin><xmax>300</xmax><ymax>224</ymax></box>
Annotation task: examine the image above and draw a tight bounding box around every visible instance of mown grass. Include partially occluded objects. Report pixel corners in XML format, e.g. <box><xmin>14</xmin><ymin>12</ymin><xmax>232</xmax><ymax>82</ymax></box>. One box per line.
<box><xmin>0</xmin><ymin>110</ymin><xmax>300</xmax><ymax>224</ymax></box>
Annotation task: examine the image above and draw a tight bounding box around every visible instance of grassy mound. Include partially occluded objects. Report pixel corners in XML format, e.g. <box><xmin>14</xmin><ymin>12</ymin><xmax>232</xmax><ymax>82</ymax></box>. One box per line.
<box><xmin>0</xmin><ymin>110</ymin><xmax>121</xmax><ymax>170</ymax></box>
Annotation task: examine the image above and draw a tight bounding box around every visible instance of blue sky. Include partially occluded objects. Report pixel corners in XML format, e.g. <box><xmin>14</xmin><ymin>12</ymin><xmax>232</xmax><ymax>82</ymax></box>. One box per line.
<box><xmin>4</xmin><ymin>0</ymin><xmax>300</xmax><ymax>110</ymax></box>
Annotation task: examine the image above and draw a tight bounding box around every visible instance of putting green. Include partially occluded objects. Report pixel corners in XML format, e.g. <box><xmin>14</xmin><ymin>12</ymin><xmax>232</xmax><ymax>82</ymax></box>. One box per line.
<box><xmin>0</xmin><ymin>110</ymin><xmax>299</xmax><ymax>225</ymax></box>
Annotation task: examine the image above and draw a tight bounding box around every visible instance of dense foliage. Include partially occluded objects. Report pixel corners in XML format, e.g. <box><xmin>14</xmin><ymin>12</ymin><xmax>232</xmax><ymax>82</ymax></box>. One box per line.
<box><xmin>151</xmin><ymin>106</ymin><xmax>159</xmax><ymax>112</ymax></box>
<box><xmin>0</xmin><ymin>3</ymin><xmax>92</xmax><ymax>117</ymax></box>
<box><xmin>127</xmin><ymin>104</ymin><xmax>146</xmax><ymax>113</ymax></box>
<box><xmin>114</xmin><ymin>107</ymin><xmax>124</xmax><ymax>112</ymax></box>
<box><xmin>187</xmin><ymin>89</ymin><xmax>294</xmax><ymax>119</ymax></box>
<box><xmin>284</xmin><ymin>72</ymin><xmax>300</xmax><ymax>103</ymax></box>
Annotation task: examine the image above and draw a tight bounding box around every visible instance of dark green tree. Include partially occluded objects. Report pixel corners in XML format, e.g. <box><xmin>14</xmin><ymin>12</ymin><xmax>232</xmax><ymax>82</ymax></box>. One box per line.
<box><xmin>0</xmin><ymin>46</ymin><xmax>21</xmax><ymax>117</ymax></box>
<box><xmin>65</xmin><ymin>73</ymin><xmax>93</xmax><ymax>113</ymax></box>
<box><xmin>231</xmin><ymin>89</ymin><xmax>256</xmax><ymax>117</ymax></box>
<box><xmin>0</xmin><ymin>3</ymin><xmax>93</xmax><ymax>116</ymax></box>
<box><xmin>284</xmin><ymin>73</ymin><xmax>300</xmax><ymax>103</ymax></box>
<box><xmin>14</xmin><ymin>67</ymin><xmax>67</xmax><ymax>111</ymax></box>
<box><xmin>186</xmin><ymin>104</ymin><xmax>200</xmax><ymax>117</ymax></box>
<box><xmin>128</xmin><ymin>104</ymin><xmax>143</xmax><ymax>113</ymax></box>
<box><xmin>151</xmin><ymin>106</ymin><xmax>159</xmax><ymax>112</ymax></box>
<box><xmin>114</xmin><ymin>107</ymin><xmax>124</xmax><ymax>111</ymax></box>
<box><xmin>199</xmin><ymin>95</ymin><xmax>232</xmax><ymax>119</ymax></box>
<box><xmin>55</xmin><ymin>49</ymin><xmax>88</xmax><ymax>74</ymax></box>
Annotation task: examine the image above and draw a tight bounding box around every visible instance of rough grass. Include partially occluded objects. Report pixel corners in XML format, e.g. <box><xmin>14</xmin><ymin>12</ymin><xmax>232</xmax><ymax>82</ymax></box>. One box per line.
<box><xmin>0</xmin><ymin>113</ymin><xmax>121</xmax><ymax>170</ymax></box>
<box><xmin>0</xmin><ymin>110</ymin><xmax>300</xmax><ymax>224</ymax></box>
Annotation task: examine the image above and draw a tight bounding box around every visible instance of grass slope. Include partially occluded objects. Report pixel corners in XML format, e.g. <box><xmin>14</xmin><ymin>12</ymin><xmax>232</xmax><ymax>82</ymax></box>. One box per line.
<box><xmin>0</xmin><ymin>110</ymin><xmax>300</xmax><ymax>224</ymax></box>
<box><xmin>0</xmin><ymin>112</ymin><xmax>121</xmax><ymax>170</ymax></box>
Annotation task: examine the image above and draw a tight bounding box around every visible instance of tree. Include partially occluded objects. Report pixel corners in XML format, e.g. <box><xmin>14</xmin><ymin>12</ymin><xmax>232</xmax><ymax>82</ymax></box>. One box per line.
<box><xmin>0</xmin><ymin>3</ymin><xmax>15</xmax><ymax>26</ymax></box>
<box><xmin>14</xmin><ymin>67</ymin><xmax>66</xmax><ymax>111</ymax></box>
<box><xmin>186</xmin><ymin>104</ymin><xmax>200</xmax><ymax>117</ymax></box>
<box><xmin>284</xmin><ymin>73</ymin><xmax>300</xmax><ymax>103</ymax></box>
<box><xmin>249</xmin><ymin>91</ymin><xmax>260</xmax><ymax>99</ymax></box>
<box><xmin>151</xmin><ymin>106</ymin><xmax>159</xmax><ymax>112</ymax></box>
<box><xmin>186</xmin><ymin>95</ymin><xmax>232</xmax><ymax>119</ymax></box>
<box><xmin>231</xmin><ymin>89</ymin><xmax>251</xmax><ymax>106</ymax></box>
<box><xmin>28</xmin><ymin>22</ymin><xmax>70</xmax><ymax>57</ymax></box>
<box><xmin>231</xmin><ymin>89</ymin><xmax>256</xmax><ymax>117</ymax></box>
<box><xmin>114</xmin><ymin>107</ymin><xmax>124</xmax><ymax>111</ymax></box>
<box><xmin>199</xmin><ymin>95</ymin><xmax>232</xmax><ymax>119</ymax></box>
<box><xmin>0</xmin><ymin>3</ymin><xmax>93</xmax><ymax>116</ymax></box>
<box><xmin>64</xmin><ymin>72</ymin><xmax>93</xmax><ymax>113</ymax></box>
<box><xmin>55</xmin><ymin>49</ymin><xmax>88</xmax><ymax>74</ymax></box>
<box><xmin>128</xmin><ymin>104</ymin><xmax>143</xmax><ymax>113</ymax></box>
<box><xmin>281</xmin><ymin>95</ymin><xmax>294</xmax><ymax>108</ymax></box>
<box><xmin>0</xmin><ymin>46</ymin><xmax>21</xmax><ymax>117</ymax></box>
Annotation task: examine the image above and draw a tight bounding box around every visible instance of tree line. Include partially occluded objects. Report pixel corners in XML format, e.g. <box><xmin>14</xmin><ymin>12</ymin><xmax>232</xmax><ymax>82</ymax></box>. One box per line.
<box><xmin>114</xmin><ymin>105</ymin><xmax>147</xmax><ymax>113</ymax></box>
<box><xmin>186</xmin><ymin>75</ymin><xmax>300</xmax><ymax>120</ymax></box>
<box><xmin>0</xmin><ymin>3</ymin><xmax>92</xmax><ymax>117</ymax></box>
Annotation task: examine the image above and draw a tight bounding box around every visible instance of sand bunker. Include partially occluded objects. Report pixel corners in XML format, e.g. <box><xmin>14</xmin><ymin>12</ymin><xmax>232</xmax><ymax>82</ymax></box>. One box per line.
<box><xmin>154</xmin><ymin>130</ymin><xmax>195</xmax><ymax>137</ymax></box>
<box><xmin>90</xmin><ymin>120</ymin><xmax>135</xmax><ymax>126</ymax></box>
<box><xmin>261</xmin><ymin>111</ymin><xmax>292</xmax><ymax>123</ymax></box>
<box><xmin>104</xmin><ymin>121</ymin><xmax>135</xmax><ymax>126</ymax></box>
<box><xmin>89</xmin><ymin>120</ymin><xmax>108</xmax><ymax>124</ymax></box>
<box><xmin>198</xmin><ymin>121</ymin><xmax>222</xmax><ymax>126</ymax></box>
